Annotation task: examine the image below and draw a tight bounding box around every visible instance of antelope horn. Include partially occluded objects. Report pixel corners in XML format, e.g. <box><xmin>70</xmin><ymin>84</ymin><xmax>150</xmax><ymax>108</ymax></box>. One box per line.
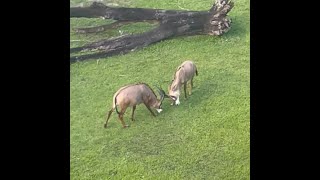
<box><xmin>155</xmin><ymin>86</ymin><xmax>167</xmax><ymax>99</ymax></box>
<box><xmin>155</xmin><ymin>86</ymin><xmax>164</xmax><ymax>95</ymax></box>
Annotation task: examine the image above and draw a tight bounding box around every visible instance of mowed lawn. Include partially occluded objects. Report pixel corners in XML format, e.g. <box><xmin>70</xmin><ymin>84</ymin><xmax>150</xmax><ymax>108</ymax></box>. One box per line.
<box><xmin>70</xmin><ymin>0</ymin><xmax>250</xmax><ymax>179</ymax></box>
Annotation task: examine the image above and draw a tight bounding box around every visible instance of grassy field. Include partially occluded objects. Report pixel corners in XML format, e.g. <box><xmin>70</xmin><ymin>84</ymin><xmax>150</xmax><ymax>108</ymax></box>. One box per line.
<box><xmin>70</xmin><ymin>0</ymin><xmax>250</xmax><ymax>179</ymax></box>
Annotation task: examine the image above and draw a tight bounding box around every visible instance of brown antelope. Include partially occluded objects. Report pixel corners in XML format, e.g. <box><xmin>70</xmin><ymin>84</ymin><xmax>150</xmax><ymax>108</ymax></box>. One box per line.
<box><xmin>104</xmin><ymin>83</ymin><xmax>172</xmax><ymax>128</ymax></box>
<box><xmin>168</xmin><ymin>60</ymin><xmax>198</xmax><ymax>105</ymax></box>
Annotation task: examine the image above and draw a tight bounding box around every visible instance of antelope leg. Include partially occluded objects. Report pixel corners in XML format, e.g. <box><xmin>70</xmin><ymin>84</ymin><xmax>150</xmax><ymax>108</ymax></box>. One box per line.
<box><xmin>145</xmin><ymin>104</ymin><xmax>156</xmax><ymax>117</ymax></box>
<box><xmin>131</xmin><ymin>105</ymin><xmax>136</xmax><ymax>121</ymax></box>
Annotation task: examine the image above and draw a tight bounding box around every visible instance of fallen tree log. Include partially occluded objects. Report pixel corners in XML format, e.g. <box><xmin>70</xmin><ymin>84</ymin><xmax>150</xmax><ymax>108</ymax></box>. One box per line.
<box><xmin>70</xmin><ymin>0</ymin><xmax>234</xmax><ymax>62</ymax></box>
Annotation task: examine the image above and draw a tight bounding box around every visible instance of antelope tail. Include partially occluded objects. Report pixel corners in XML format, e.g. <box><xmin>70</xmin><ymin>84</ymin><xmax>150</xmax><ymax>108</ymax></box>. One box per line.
<box><xmin>113</xmin><ymin>95</ymin><xmax>120</xmax><ymax>114</ymax></box>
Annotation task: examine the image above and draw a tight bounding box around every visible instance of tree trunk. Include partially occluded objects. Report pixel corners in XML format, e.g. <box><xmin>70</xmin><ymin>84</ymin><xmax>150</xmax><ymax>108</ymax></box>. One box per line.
<box><xmin>70</xmin><ymin>0</ymin><xmax>234</xmax><ymax>62</ymax></box>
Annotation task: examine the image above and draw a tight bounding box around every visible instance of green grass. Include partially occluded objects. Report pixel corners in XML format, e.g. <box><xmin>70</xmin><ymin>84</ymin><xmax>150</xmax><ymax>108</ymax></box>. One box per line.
<box><xmin>70</xmin><ymin>0</ymin><xmax>250</xmax><ymax>179</ymax></box>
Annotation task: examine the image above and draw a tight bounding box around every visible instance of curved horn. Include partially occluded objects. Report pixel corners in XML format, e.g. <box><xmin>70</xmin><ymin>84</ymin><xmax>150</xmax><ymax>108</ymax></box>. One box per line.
<box><xmin>155</xmin><ymin>86</ymin><xmax>164</xmax><ymax>95</ymax></box>
<box><xmin>155</xmin><ymin>86</ymin><xmax>166</xmax><ymax>100</ymax></box>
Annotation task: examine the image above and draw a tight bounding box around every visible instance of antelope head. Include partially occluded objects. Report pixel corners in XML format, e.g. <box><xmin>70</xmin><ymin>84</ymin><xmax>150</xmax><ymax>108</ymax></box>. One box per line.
<box><xmin>155</xmin><ymin>86</ymin><xmax>175</xmax><ymax>112</ymax></box>
<box><xmin>168</xmin><ymin>79</ymin><xmax>179</xmax><ymax>104</ymax></box>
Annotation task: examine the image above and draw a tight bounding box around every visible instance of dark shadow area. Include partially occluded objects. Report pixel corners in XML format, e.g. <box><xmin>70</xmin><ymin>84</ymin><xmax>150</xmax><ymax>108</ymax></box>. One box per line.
<box><xmin>223</xmin><ymin>14</ymin><xmax>248</xmax><ymax>39</ymax></box>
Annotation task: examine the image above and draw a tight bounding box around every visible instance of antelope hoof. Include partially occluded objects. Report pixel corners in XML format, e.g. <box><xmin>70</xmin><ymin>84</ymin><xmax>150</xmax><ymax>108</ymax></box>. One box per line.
<box><xmin>123</xmin><ymin>125</ymin><xmax>129</xmax><ymax>128</ymax></box>
<box><xmin>104</xmin><ymin>124</ymin><xmax>108</xmax><ymax>128</ymax></box>
<box><xmin>131</xmin><ymin>118</ymin><xmax>135</xmax><ymax>121</ymax></box>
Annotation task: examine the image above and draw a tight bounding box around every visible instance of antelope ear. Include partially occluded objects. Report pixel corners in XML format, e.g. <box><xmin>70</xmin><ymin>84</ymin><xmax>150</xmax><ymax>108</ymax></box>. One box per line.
<box><xmin>172</xmin><ymin>84</ymin><xmax>178</xmax><ymax>91</ymax></box>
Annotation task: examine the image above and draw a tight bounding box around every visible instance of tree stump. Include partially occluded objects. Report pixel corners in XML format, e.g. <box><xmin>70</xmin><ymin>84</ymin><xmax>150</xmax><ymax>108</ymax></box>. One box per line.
<box><xmin>70</xmin><ymin>0</ymin><xmax>234</xmax><ymax>62</ymax></box>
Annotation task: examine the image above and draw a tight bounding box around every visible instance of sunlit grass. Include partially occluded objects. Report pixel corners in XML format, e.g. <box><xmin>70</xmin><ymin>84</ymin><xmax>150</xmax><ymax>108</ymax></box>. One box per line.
<box><xmin>70</xmin><ymin>0</ymin><xmax>250</xmax><ymax>179</ymax></box>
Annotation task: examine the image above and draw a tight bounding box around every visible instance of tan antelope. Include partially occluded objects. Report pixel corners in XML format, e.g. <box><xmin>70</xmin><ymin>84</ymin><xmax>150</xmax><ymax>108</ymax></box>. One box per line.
<box><xmin>104</xmin><ymin>83</ymin><xmax>172</xmax><ymax>128</ymax></box>
<box><xmin>168</xmin><ymin>60</ymin><xmax>198</xmax><ymax>105</ymax></box>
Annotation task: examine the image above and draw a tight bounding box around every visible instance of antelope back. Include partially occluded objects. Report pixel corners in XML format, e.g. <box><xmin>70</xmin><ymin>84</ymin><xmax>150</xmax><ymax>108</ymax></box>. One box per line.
<box><xmin>115</xmin><ymin>84</ymin><xmax>143</xmax><ymax>107</ymax></box>
<box><xmin>171</xmin><ymin>61</ymin><xmax>196</xmax><ymax>88</ymax></box>
<box><xmin>177</xmin><ymin>61</ymin><xmax>197</xmax><ymax>83</ymax></box>
<box><xmin>115</xmin><ymin>83</ymin><xmax>158</xmax><ymax>107</ymax></box>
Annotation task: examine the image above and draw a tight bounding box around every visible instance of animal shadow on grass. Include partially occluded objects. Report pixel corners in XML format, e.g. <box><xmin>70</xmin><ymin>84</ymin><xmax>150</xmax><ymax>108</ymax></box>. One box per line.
<box><xmin>169</xmin><ymin>70</ymin><xmax>235</xmax><ymax>108</ymax></box>
<box><xmin>183</xmin><ymin>81</ymin><xmax>222</xmax><ymax>107</ymax></box>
